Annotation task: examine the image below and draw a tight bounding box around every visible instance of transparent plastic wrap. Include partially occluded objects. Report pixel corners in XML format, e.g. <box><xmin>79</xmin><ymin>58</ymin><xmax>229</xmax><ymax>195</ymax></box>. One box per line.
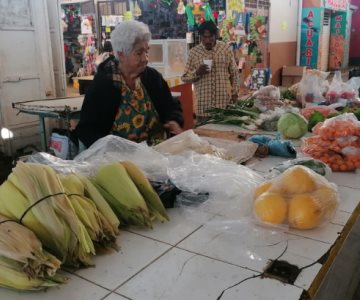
<box><xmin>167</xmin><ymin>151</ymin><xmax>263</xmax><ymax>219</ymax></box>
<box><xmin>302</xmin><ymin>113</ymin><xmax>360</xmax><ymax>171</ymax></box>
<box><xmin>267</xmin><ymin>158</ymin><xmax>332</xmax><ymax>179</ymax></box>
<box><xmin>253</xmin><ymin>165</ymin><xmax>339</xmax><ymax>230</ymax></box>
<box><xmin>74</xmin><ymin>135</ymin><xmax>169</xmax><ymax>180</ymax></box>
<box><xmin>340</xmin><ymin>76</ymin><xmax>360</xmax><ymax>103</ymax></box>
<box><xmin>252</xmin><ymin>85</ymin><xmax>283</xmax><ymax>112</ymax></box>
<box><xmin>298</xmin><ymin>70</ymin><xmax>329</xmax><ymax>106</ymax></box>
<box><xmin>153</xmin><ymin>130</ymin><xmax>258</xmax><ymax>164</ymax></box>
<box><xmin>312</xmin><ymin>113</ymin><xmax>360</xmax><ymax>138</ymax></box>
<box><xmin>153</xmin><ymin>130</ymin><xmax>225</xmax><ymax>157</ymax></box>
<box><xmin>26</xmin><ymin>152</ymin><xmax>91</xmax><ymax>174</ymax></box>
<box><xmin>325</xmin><ymin>71</ymin><xmax>343</xmax><ymax>103</ymax></box>
<box><xmin>325</xmin><ymin>74</ymin><xmax>360</xmax><ymax>105</ymax></box>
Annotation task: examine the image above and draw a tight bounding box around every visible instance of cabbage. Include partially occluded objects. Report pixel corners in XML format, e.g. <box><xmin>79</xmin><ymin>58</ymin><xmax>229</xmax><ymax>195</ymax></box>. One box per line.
<box><xmin>277</xmin><ymin>112</ymin><xmax>308</xmax><ymax>139</ymax></box>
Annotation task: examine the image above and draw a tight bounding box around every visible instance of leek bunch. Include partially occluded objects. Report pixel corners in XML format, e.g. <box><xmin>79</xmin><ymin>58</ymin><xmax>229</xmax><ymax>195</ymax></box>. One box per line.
<box><xmin>0</xmin><ymin>162</ymin><xmax>95</xmax><ymax>267</ymax></box>
<box><xmin>0</xmin><ymin>215</ymin><xmax>67</xmax><ymax>290</ymax></box>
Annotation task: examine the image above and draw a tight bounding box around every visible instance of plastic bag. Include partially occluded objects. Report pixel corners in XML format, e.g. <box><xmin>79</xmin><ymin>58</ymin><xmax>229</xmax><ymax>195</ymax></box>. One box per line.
<box><xmin>302</xmin><ymin>113</ymin><xmax>360</xmax><ymax>171</ymax></box>
<box><xmin>26</xmin><ymin>152</ymin><xmax>91</xmax><ymax>174</ymax></box>
<box><xmin>253</xmin><ymin>165</ymin><xmax>339</xmax><ymax>230</ymax></box>
<box><xmin>153</xmin><ymin>130</ymin><xmax>258</xmax><ymax>164</ymax></box>
<box><xmin>325</xmin><ymin>71</ymin><xmax>343</xmax><ymax>103</ymax></box>
<box><xmin>167</xmin><ymin>151</ymin><xmax>263</xmax><ymax>218</ymax></box>
<box><xmin>312</xmin><ymin>113</ymin><xmax>360</xmax><ymax>139</ymax></box>
<box><xmin>74</xmin><ymin>135</ymin><xmax>169</xmax><ymax>181</ymax></box>
<box><xmin>267</xmin><ymin>158</ymin><xmax>332</xmax><ymax>179</ymax></box>
<box><xmin>298</xmin><ymin>69</ymin><xmax>329</xmax><ymax>106</ymax></box>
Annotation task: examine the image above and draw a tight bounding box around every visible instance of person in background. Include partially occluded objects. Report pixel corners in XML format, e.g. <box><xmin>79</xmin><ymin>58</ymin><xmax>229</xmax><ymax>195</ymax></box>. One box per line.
<box><xmin>95</xmin><ymin>41</ymin><xmax>114</xmax><ymax>67</ymax></box>
<box><xmin>73</xmin><ymin>20</ymin><xmax>183</xmax><ymax>149</ymax></box>
<box><xmin>181</xmin><ymin>20</ymin><xmax>241</xmax><ymax>122</ymax></box>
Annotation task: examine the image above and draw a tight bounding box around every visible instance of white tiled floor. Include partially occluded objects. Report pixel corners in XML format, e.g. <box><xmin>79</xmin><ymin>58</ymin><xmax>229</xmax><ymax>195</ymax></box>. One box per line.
<box><xmin>1</xmin><ymin>156</ymin><xmax>359</xmax><ymax>300</ymax></box>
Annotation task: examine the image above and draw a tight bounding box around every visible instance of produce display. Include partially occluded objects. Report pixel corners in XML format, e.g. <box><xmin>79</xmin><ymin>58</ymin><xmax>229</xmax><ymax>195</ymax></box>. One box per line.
<box><xmin>302</xmin><ymin>113</ymin><xmax>360</xmax><ymax>171</ymax></box>
<box><xmin>0</xmin><ymin>159</ymin><xmax>169</xmax><ymax>290</ymax></box>
<box><xmin>2</xmin><ymin>73</ymin><xmax>359</xmax><ymax>292</ymax></box>
<box><xmin>0</xmin><ymin>215</ymin><xmax>66</xmax><ymax>290</ymax></box>
<box><xmin>253</xmin><ymin>166</ymin><xmax>338</xmax><ymax>229</ymax></box>
<box><xmin>0</xmin><ymin>162</ymin><xmax>96</xmax><ymax>267</ymax></box>
<box><xmin>277</xmin><ymin>112</ymin><xmax>308</xmax><ymax>139</ymax></box>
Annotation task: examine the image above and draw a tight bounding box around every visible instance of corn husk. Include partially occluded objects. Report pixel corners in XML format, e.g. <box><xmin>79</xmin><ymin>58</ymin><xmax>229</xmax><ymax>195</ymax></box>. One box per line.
<box><xmin>60</xmin><ymin>174</ymin><xmax>119</xmax><ymax>249</ymax></box>
<box><xmin>0</xmin><ymin>162</ymin><xmax>95</xmax><ymax>267</ymax></box>
<box><xmin>94</xmin><ymin>163</ymin><xmax>152</xmax><ymax>227</ymax></box>
<box><xmin>0</xmin><ymin>214</ymin><xmax>67</xmax><ymax>290</ymax></box>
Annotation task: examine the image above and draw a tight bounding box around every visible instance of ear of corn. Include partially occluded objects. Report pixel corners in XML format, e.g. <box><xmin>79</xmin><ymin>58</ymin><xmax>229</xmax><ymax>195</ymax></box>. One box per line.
<box><xmin>75</xmin><ymin>173</ymin><xmax>120</xmax><ymax>234</ymax></box>
<box><xmin>0</xmin><ymin>214</ymin><xmax>67</xmax><ymax>290</ymax></box>
<box><xmin>60</xmin><ymin>174</ymin><xmax>118</xmax><ymax>249</ymax></box>
<box><xmin>4</xmin><ymin>162</ymin><xmax>95</xmax><ymax>267</ymax></box>
<box><xmin>94</xmin><ymin>163</ymin><xmax>152</xmax><ymax>227</ymax></box>
<box><xmin>120</xmin><ymin>161</ymin><xmax>169</xmax><ymax>222</ymax></box>
<box><xmin>0</xmin><ymin>180</ymin><xmax>55</xmax><ymax>253</ymax></box>
<box><xmin>91</xmin><ymin>180</ymin><xmax>151</xmax><ymax>227</ymax></box>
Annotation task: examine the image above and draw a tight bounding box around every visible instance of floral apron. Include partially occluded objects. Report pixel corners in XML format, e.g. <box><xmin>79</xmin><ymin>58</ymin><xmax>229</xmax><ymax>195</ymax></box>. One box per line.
<box><xmin>111</xmin><ymin>76</ymin><xmax>165</xmax><ymax>144</ymax></box>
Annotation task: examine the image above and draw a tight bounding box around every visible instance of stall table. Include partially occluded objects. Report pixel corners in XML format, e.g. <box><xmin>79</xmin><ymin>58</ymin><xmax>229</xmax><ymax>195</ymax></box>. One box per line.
<box><xmin>12</xmin><ymin>96</ymin><xmax>84</xmax><ymax>151</ymax></box>
<box><xmin>0</xmin><ymin>125</ymin><xmax>359</xmax><ymax>300</ymax></box>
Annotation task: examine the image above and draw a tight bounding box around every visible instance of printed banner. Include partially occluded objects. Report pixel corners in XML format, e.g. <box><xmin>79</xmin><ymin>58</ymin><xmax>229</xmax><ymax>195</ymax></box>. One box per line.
<box><xmin>300</xmin><ymin>7</ymin><xmax>322</xmax><ymax>68</ymax></box>
<box><xmin>329</xmin><ymin>11</ymin><xmax>347</xmax><ymax>69</ymax></box>
<box><xmin>323</xmin><ymin>0</ymin><xmax>348</xmax><ymax>11</ymax></box>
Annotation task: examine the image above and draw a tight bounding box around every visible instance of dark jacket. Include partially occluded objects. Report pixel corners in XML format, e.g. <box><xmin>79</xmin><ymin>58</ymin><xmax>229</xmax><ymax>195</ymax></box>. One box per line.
<box><xmin>73</xmin><ymin>58</ymin><xmax>184</xmax><ymax>148</ymax></box>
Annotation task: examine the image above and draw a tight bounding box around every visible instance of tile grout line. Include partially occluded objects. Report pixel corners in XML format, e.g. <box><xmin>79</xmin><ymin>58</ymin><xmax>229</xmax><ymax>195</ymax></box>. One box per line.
<box><xmin>111</xmin><ymin>224</ymin><xmax>208</xmax><ymax>293</ymax></box>
<box><xmin>174</xmin><ymin>245</ymin><xmax>262</xmax><ymax>274</ymax></box>
<box><xmin>64</xmin><ymin>270</ymin><xmax>114</xmax><ymax>293</ymax></box>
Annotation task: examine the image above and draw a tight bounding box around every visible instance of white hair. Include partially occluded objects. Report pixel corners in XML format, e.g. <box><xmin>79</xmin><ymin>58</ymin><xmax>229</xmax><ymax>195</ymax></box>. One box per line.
<box><xmin>111</xmin><ymin>20</ymin><xmax>151</xmax><ymax>58</ymax></box>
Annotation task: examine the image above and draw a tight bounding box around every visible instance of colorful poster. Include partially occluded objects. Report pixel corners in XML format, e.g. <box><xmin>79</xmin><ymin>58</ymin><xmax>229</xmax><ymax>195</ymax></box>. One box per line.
<box><xmin>323</xmin><ymin>0</ymin><xmax>348</xmax><ymax>11</ymax></box>
<box><xmin>227</xmin><ymin>0</ymin><xmax>245</xmax><ymax>19</ymax></box>
<box><xmin>329</xmin><ymin>11</ymin><xmax>347</xmax><ymax>70</ymax></box>
<box><xmin>300</xmin><ymin>8</ymin><xmax>322</xmax><ymax>68</ymax></box>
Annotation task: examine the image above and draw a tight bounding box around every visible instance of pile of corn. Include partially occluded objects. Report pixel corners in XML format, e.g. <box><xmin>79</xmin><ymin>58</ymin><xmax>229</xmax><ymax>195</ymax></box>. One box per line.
<box><xmin>0</xmin><ymin>160</ymin><xmax>169</xmax><ymax>291</ymax></box>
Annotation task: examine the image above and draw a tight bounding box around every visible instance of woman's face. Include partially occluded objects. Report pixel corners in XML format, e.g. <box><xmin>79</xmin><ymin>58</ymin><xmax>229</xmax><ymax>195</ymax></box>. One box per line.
<box><xmin>120</xmin><ymin>40</ymin><xmax>149</xmax><ymax>76</ymax></box>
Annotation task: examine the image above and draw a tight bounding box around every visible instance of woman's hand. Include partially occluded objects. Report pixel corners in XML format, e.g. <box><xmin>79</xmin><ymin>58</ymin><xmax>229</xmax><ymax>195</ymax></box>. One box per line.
<box><xmin>163</xmin><ymin>121</ymin><xmax>183</xmax><ymax>136</ymax></box>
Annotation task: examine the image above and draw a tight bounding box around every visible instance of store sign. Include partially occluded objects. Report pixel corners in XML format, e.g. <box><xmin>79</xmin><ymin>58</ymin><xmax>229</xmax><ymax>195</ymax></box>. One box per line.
<box><xmin>300</xmin><ymin>8</ymin><xmax>321</xmax><ymax>68</ymax></box>
<box><xmin>323</xmin><ymin>0</ymin><xmax>349</xmax><ymax>11</ymax></box>
<box><xmin>329</xmin><ymin>12</ymin><xmax>347</xmax><ymax>69</ymax></box>
<box><xmin>60</xmin><ymin>0</ymin><xmax>91</xmax><ymax>3</ymax></box>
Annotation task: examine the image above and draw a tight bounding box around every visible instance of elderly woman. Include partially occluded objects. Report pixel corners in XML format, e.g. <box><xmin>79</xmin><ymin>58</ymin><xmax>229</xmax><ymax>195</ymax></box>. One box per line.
<box><xmin>74</xmin><ymin>21</ymin><xmax>183</xmax><ymax>148</ymax></box>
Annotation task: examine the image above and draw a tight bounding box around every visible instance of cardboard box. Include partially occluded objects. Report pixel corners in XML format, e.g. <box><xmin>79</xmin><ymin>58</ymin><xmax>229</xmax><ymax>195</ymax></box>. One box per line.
<box><xmin>282</xmin><ymin>66</ymin><xmax>306</xmax><ymax>87</ymax></box>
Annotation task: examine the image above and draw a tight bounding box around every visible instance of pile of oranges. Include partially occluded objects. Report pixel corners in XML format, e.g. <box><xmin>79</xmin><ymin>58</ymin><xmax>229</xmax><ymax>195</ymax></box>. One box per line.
<box><xmin>253</xmin><ymin>166</ymin><xmax>338</xmax><ymax>230</ymax></box>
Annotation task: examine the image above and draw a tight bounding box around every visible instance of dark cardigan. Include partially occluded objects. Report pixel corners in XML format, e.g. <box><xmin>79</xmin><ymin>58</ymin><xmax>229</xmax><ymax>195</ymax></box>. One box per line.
<box><xmin>73</xmin><ymin>59</ymin><xmax>184</xmax><ymax>148</ymax></box>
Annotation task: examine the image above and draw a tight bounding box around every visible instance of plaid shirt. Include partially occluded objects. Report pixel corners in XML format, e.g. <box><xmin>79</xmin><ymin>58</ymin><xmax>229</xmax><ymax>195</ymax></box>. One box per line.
<box><xmin>181</xmin><ymin>41</ymin><xmax>240</xmax><ymax>116</ymax></box>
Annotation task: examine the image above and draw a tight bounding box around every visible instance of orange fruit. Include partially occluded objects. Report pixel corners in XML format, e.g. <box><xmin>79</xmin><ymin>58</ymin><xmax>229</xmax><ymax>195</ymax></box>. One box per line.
<box><xmin>254</xmin><ymin>181</ymin><xmax>272</xmax><ymax>199</ymax></box>
<box><xmin>288</xmin><ymin>194</ymin><xmax>323</xmax><ymax>229</ymax></box>
<box><xmin>280</xmin><ymin>166</ymin><xmax>316</xmax><ymax>195</ymax></box>
<box><xmin>254</xmin><ymin>193</ymin><xmax>287</xmax><ymax>225</ymax></box>
<box><xmin>312</xmin><ymin>186</ymin><xmax>338</xmax><ymax>219</ymax></box>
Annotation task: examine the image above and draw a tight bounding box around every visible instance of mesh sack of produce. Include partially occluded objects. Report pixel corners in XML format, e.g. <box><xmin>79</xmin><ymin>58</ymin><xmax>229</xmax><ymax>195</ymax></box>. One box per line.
<box><xmin>252</xmin><ymin>165</ymin><xmax>339</xmax><ymax>230</ymax></box>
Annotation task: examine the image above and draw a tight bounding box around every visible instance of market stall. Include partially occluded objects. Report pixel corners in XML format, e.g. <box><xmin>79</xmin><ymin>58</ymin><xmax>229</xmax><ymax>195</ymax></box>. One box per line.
<box><xmin>0</xmin><ymin>126</ymin><xmax>358</xmax><ymax>299</ymax></box>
